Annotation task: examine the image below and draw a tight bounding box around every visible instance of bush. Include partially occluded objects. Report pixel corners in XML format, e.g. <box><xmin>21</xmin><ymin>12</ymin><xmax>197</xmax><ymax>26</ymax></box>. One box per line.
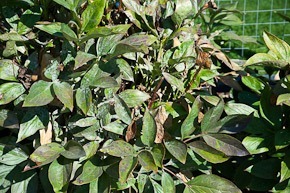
<box><xmin>1</xmin><ymin>0</ymin><xmax>290</xmax><ymax>192</ymax></box>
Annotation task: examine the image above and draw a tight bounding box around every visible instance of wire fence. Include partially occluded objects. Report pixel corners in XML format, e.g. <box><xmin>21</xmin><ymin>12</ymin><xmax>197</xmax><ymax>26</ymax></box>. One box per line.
<box><xmin>216</xmin><ymin>0</ymin><xmax>290</xmax><ymax>57</ymax></box>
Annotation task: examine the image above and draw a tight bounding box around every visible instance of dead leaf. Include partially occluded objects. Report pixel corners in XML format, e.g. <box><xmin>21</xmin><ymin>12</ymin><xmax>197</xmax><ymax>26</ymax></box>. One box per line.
<box><xmin>154</xmin><ymin>106</ymin><xmax>169</xmax><ymax>143</ymax></box>
<box><xmin>125</xmin><ymin>120</ymin><xmax>137</xmax><ymax>142</ymax></box>
<box><xmin>198</xmin><ymin>111</ymin><xmax>204</xmax><ymax>123</ymax></box>
<box><xmin>39</xmin><ymin>121</ymin><xmax>52</xmax><ymax>145</ymax></box>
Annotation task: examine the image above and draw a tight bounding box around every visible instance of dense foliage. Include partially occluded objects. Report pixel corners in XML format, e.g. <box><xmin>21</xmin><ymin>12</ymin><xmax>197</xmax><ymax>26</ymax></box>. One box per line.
<box><xmin>1</xmin><ymin>0</ymin><xmax>290</xmax><ymax>192</ymax></box>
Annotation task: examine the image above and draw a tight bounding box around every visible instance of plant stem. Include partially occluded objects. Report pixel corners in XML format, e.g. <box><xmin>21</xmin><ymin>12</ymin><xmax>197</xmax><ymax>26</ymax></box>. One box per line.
<box><xmin>148</xmin><ymin>77</ymin><xmax>164</xmax><ymax>109</ymax></box>
<box><xmin>183</xmin><ymin>134</ymin><xmax>204</xmax><ymax>143</ymax></box>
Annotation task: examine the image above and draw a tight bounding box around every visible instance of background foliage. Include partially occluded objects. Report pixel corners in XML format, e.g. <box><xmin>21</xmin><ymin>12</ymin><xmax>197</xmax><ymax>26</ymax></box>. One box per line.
<box><xmin>1</xmin><ymin>0</ymin><xmax>290</xmax><ymax>192</ymax></box>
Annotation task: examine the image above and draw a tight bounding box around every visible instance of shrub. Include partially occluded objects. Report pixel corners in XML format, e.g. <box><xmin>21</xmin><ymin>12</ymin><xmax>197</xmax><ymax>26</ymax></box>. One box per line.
<box><xmin>0</xmin><ymin>0</ymin><xmax>290</xmax><ymax>192</ymax></box>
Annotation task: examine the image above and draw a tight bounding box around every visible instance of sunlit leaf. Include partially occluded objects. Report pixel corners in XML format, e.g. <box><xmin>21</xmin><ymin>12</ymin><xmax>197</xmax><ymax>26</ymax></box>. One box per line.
<box><xmin>141</xmin><ymin>109</ymin><xmax>157</xmax><ymax>147</ymax></box>
<box><xmin>164</xmin><ymin>139</ymin><xmax>187</xmax><ymax>164</ymax></box>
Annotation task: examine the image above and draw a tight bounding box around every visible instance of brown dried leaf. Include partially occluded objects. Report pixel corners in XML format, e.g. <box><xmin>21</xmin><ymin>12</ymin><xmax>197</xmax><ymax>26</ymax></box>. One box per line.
<box><xmin>125</xmin><ymin>120</ymin><xmax>137</xmax><ymax>142</ymax></box>
<box><xmin>154</xmin><ymin>106</ymin><xmax>169</xmax><ymax>143</ymax></box>
<box><xmin>39</xmin><ymin>121</ymin><xmax>52</xmax><ymax>145</ymax></box>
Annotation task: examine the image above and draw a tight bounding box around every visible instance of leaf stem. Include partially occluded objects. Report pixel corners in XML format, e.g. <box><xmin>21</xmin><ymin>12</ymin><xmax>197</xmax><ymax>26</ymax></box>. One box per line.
<box><xmin>183</xmin><ymin>134</ymin><xmax>204</xmax><ymax>143</ymax></box>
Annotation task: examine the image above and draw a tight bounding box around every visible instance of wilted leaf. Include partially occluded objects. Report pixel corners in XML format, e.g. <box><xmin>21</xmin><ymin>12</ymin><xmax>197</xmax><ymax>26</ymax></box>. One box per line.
<box><xmin>100</xmin><ymin>140</ymin><xmax>135</xmax><ymax>157</ymax></box>
<box><xmin>125</xmin><ymin>120</ymin><xmax>137</xmax><ymax>142</ymax></box>
<box><xmin>187</xmin><ymin>174</ymin><xmax>242</xmax><ymax>193</ymax></box>
<box><xmin>164</xmin><ymin>139</ymin><xmax>187</xmax><ymax>164</ymax></box>
<box><xmin>39</xmin><ymin>121</ymin><xmax>52</xmax><ymax>145</ymax></box>
<box><xmin>188</xmin><ymin>141</ymin><xmax>229</xmax><ymax>164</ymax></box>
<box><xmin>23</xmin><ymin>80</ymin><xmax>54</xmax><ymax>107</ymax></box>
<box><xmin>30</xmin><ymin>143</ymin><xmax>65</xmax><ymax>166</ymax></box>
<box><xmin>119</xmin><ymin>89</ymin><xmax>150</xmax><ymax>107</ymax></box>
<box><xmin>0</xmin><ymin>83</ymin><xmax>26</xmax><ymax>105</ymax></box>
<box><xmin>154</xmin><ymin>106</ymin><xmax>168</xmax><ymax>143</ymax></box>
<box><xmin>119</xmin><ymin>156</ymin><xmax>137</xmax><ymax>183</ymax></box>
<box><xmin>53</xmin><ymin>82</ymin><xmax>74</xmax><ymax>111</ymax></box>
<box><xmin>138</xmin><ymin>150</ymin><xmax>158</xmax><ymax>172</ymax></box>
<box><xmin>203</xmin><ymin>134</ymin><xmax>249</xmax><ymax>156</ymax></box>
<box><xmin>141</xmin><ymin>109</ymin><xmax>157</xmax><ymax>147</ymax></box>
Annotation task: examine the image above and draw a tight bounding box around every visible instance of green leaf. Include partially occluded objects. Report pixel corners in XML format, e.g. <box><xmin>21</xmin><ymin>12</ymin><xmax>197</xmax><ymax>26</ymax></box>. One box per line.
<box><xmin>164</xmin><ymin>139</ymin><xmax>187</xmax><ymax>164</ymax></box>
<box><xmin>110</xmin><ymin>34</ymin><xmax>157</xmax><ymax>58</ymax></box>
<box><xmin>74</xmin><ymin>51</ymin><xmax>97</xmax><ymax>70</ymax></box>
<box><xmin>53</xmin><ymin>82</ymin><xmax>74</xmax><ymax>111</ymax></box>
<box><xmin>0</xmin><ymin>83</ymin><xmax>25</xmax><ymax>105</ymax></box>
<box><xmin>74</xmin><ymin>156</ymin><xmax>103</xmax><ymax>185</ymax></box>
<box><xmin>114</xmin><ymin>94</ymin><xmax>132</xmax><ymax>125</ymax></box>
<box><xmin>119</xmin><ymin>89</ymin><xmax>150</xmax><ymax>108</ymax></box>
<box><xmin>48</xmin><ymin>159</ymin><xmax>72</xmax><ymax>192</ymax></box>
<box><xmin>218</xmin><ymin>114</ymin><xmax>252</xmax><ymax>134</ymax></box>
<box><xmin>17</xmin><ymin>107</ymin><xmax>49</xmax><ymax>142</ymax></box>
<box><xmin>61</xmin><ymin>140</ymin><xmax>86</xmax><ymax>159</ymax></box>
<box><xmin>203</xmin><ymin>134</ymin><xmax>249</xmax><ymax>156</ymax></box>
<box><xmin>242</xmin><ymin>136</ymin><xmax>270</xmax><ymax>154</ymax></box>
<box><xmin>263</xmin><ymin>31</ymin><xmax>290</xmax><ymax>61</ymax></box>
<box><xmin>0</xmin><ymin>109</ymin><xmax>19</xmax><ymax>129</ymax></box>
<box><xmin>35</xmin><ymin>22</ymin><xmax>63</xmax><ymax>37</ymax></box>
<box><xmin>0</xmin><ymin>59</ymin><xmax>19</xmax><ymax>81</ymax></box>
<box><xmin>172</xmin><ymin>0</ymin><xmax>194</xmax><ymax>26</ymax></box>
<box><xmin>74</xmin><ymin>117</ymin><xmax>98</xmax><ymax>127</ymax></box>
<box><xmin>181</xmin><ymin>96</ymin><xmax>201</xmax><ymax>139</ymax></box>
<box><xmin>44</xmin><ymin>59</ymin><xmax>60</xmax><ymax>81</ymax></box>
<box><xmin>61</xmin><ymin>23</ymin><xmax>78</xmax><ymax>42</ymax></box>
<box><xmin>81</xmin><ymin>0</ymin><xmax>106</xmax><ymax>32</ymax></box>
<box><xmin>11</xmin><ymin>171</ymin><xmax>38</xmax><ymax>193</ymax></box>
<box><xmin>187</xmin><ymin>174</ymin><xmax>242</xmax><ymax>193</ymax></box>
<box><xmin>81</xmin><ymin>24</ymin><xmax>131</xmax><ymax>43</ymax></box>
<box><xmin>277</xmin><ymin>93</ymin><xmax>290</xmax><ymax>106</ymax></box>
<box><xmin>201</xmin><ymin>99</ymin><xmax>224</xmax><ymax>133</ymax></box>
<box><xmin>163</xmin><ymin>72</ymin><xmax>185</xmax><ymax>92</ymax></box>
<box><xmin>30</xmin><ymin>143</ymin><xmax>65</xmax><ymax>166</ymax></box>
<box><xmin>188</xmin><ymin>141</ymin><xmax>229</xmax><ymax>164</ymax></box>
<box><xmin>119</xmin><ymin>156</ymin><xmax>137</xmax><ymax>183</ymax></box>
<box><xmin>245</xmin><ymin>53</ymin><xmax>288</xmax><ymax>69</ymax></box>
<box><xmin>122</xmin><ymin>0</ymin><xmax>145</xmax><ymax>16</ymax></box>
<box><xmin>281</xmin><ymin>156</ymin><xmax>290</xmax><ymax>182</ymax></box>
<box><xmin>23</xmin><ymin>80</ymin><xmax>54</xmax><ymax>107</ymax></box>
<box><xmin>81</xmin><ymin>63</ymin><xmax>109</xmax><ymax>87</ymax></box>
<box><xmin>245</xmin><ymin>158</ymin><xmax>280</xmax><ymax>179</ymax></box>
<box><xmin>259</xmin><ymin>86</ymin><xmax>282</xmax><ymax>126</ymax></box>
<box><xmin>151</xmin><ymin>144</ymin><xmax>165</xmax><ymax>168</ymax></box>
<box><xmin>53</xmin><ymin>0</ymin><xmax>74</xmax><ymax>11</ymax></box>
<box><xmin>242</xmin><ymin>76</ymin><xmax>265</xmax><ymax>94</ymax></box>
<box><xmin>3</xmin><ymin>40</ymin><xmax>17</xmax><ymax>57</ymax></box>
<box><xmin>97</xmin><ymin>34</ymin><xmax>124</xmax><ymax>56</ymax></box>
<box><xmin>224</xmin><ymin>102</ymin><xmax>257</xmax><ymax>116</ymax></box>
<box><xmin>76</xmin><ymin>87</ymin><xmax>92</xmax><ymax>115</ymax></box>
<box><xmin>138</xmin><ymin>150</ymin><xmax>158</xmax><ymax>172</ymax></box>
<box><xmin>91</xmin><ymin>76</ymin><xmax>119</xmax><ymax>88</ymax></box>
<box><xmin>100</xmin><ymin>140</ymin><xmax>135</xmax><ymax>157</ymax></box>
<box><xmin>275</xmin><ymin>130</ymin><xmax>290</xmax><ymax>150</ymax></box>
<box><xmin>141</xmin><ymin>109</ymin><xmax>157</xmax><ymax>147</ymax></box>
<box><xmin>103</xmin><ymin>121</ymin><xmax>127</xmax><ymax>135</ymax></box>
<box><xmin>0</xmin><ymin>144</ymin><xmax>28</xmax><ymax>165</ymax></box>
<box><xmin>161</xmin><ymin>172</ymin><xmax>176</xmax><ymax>193</ymax></box>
